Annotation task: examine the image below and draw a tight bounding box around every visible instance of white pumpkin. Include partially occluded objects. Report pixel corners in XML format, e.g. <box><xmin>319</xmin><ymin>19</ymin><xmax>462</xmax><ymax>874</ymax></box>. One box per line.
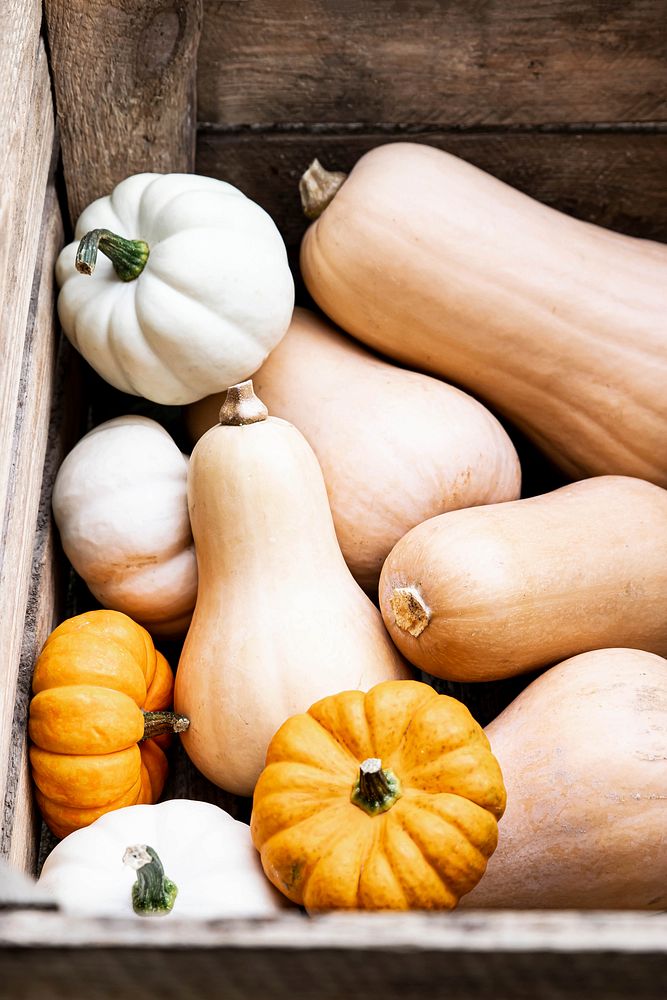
<box><xmin>37</xmin><ymin>800</ymin><xmax>285</xmax><ymax>919</ymax></box>
<box><xmin>52</xmin><ymin>415</ymin><xmax>197</xmax><ymax>638</ymax></box>
<box><xmin>56</xmin><ymin>173</ymin><xmax>295</xmax><ymax>404</ymax></box>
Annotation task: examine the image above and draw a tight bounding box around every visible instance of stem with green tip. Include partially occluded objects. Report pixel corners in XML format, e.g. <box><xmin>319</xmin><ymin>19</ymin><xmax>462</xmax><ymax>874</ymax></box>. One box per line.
<box><xmin>141</xmin><ymin>710</ymin><xmax>190</xmax><ymax>741</ymax></box>
<box><xmin>123</xmin><ymin>845</ymin><xmax>178</xmax><ymax>916</ymax></box>
<box><xmin>350</xmin><ymin>757</ymin><xmax>402</xmax><ymax>816</ymax></box>
<box><xmin>76</xmin><ymin>229</ymin><xmax>150</xmax><ymax>281</ymax></box>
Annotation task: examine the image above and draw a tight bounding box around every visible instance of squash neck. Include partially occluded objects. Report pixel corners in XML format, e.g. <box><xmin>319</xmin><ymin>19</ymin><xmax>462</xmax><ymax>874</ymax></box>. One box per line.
<box><xmin>351</xmin><ymin>758</ymin><xmax>402</xmax><ymax>816</ymax></box>
<box><xmin>123</xmin><ymin>845</ymin><xmax>178</xmax><ymax>916</ymax></box>
<box><xmin>76</xmin><ymin>229</ymin><xmax>150</xmax><ymax>281</ymax></box>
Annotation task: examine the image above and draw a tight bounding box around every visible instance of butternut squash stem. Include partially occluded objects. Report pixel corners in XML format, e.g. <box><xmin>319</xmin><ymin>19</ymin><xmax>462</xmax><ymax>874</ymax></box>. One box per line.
<box><xmin>123</xmin><ymin>845</ymin><xmax>178</xmax><ymax>916</ymax></box>
<box><xmin>76</xmin><ymin>229</ymin><xmax>150</xmax><ymax>281</ymax></box>
<box><xmin>351</xmin><ymin>757</ymin><xmax>402</xmax><ymax>816</ymax></box>
<box><xmin>299</xmin><ymin>159</ymin><xmax>348</xmax><ymax>220</ymax></box>
<box><xmin>390</xmin><ymin>587</ymin><xmax>431</xmax><ymax>638</ymax></box>
<box><xmin>141</xmin><ymin>710</ymin><xmax>190</xmax><ymax>741</ymax></box>
<box><xmin>218</xmin><ymin>379</ymin><xmax>268</xmax><ymax>426</ymax></box>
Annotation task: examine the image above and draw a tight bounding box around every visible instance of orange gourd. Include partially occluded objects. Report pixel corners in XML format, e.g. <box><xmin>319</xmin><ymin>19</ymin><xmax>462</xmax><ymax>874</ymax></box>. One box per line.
<box><xmin>250</xmin><ymin>679</ymin><xmax>505</xmax><ymax>910</ymax></box>
<box><xmin>29</xmin><ymin>610</ymin><xmax>188</xmax><ymax>838</ymax></box>
<box><xmin>300</xmin><ymin>144</ymin><xmax>667</xmax><ymax>486</ymax></box>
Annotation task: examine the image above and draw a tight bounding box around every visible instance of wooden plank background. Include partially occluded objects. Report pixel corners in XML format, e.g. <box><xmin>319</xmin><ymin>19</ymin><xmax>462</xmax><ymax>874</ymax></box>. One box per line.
<box><xmin>197</xmin><ymin>0</ymin><xmax>667</xmax><ymax>126</ymax></box>
<box><xmin>0</xmin><ymin>1</ymin><xmax>63</xmax><ymax>876</ymax></box>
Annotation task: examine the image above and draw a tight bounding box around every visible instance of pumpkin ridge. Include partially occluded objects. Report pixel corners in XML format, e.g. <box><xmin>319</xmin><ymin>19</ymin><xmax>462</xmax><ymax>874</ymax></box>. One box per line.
<box><xmin>135</xmin><ymin>272</ymin><xmax>256</xmax><ymax>397</ymax></box>
<box><xmin>395</xmin><ymin>796</ymin><xmax>491</xmax><ymax>899</ymax></box>
<box><xmin>263</xmin><ymin>802</ymin><xmax>356</xmax><ymax>904</ymax></box>
<box><xmin>306</xmin><ymin>708</ymin><xmax>372</xmax><ymax>768</ymax></box>
<box><xmin>362</xmin><ymin>681</ymin><xmax>437</xmax><ymax>767</ymax></box>
<box><xmin>385</xmin><ymin>806</ymin><xmax>460</xmax><ymax>906</ymax></box>
<box><xmin>361</xmin><ymin>813</ymin><xmax>410</xmax><ymax>909</ymax></box>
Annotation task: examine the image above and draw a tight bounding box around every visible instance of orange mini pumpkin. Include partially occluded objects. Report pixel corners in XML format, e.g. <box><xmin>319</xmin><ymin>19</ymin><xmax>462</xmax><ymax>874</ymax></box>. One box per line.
<box><xmin>250</xmin><ymin>680</ymin><xmax>505</xmax><ymax>910</ymax></box>
<box><xmin>29</xmin><ymin>610</ymin><xmax>188</xmax><ymax>838</ymax></box>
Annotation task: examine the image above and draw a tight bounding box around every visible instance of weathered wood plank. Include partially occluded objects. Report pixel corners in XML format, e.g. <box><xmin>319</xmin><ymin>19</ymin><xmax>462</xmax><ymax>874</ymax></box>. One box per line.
<box><xmin>198</xmin><ymin>0</ymin><xmax>667</xmax><ymax>127</ymax></box>
<box><xmin>0</xmin><ymin>183</ymin><xmax>64</xmax><ymax>875</ymax></box>
<box><xmin>1</xmin><ymin>911</ymin><xmax>667</xmax><ymax>998</ymax></box>
<box><xmin>0</xmin><ymin>0</ymin><xmax>59</xmax><ymax>875</ymax></box>
<box><xmin>45</xmin><ymin>0</ymin><xmax>203</xmax><ymax>223</ymax></box>
<box><xmin>0</xmin><ymin>8</ymin><xmax>54</xmax><ymax>573</ymax></box>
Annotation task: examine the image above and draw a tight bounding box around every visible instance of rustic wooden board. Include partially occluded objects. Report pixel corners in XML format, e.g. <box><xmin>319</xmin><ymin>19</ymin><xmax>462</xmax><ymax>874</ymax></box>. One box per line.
<box><xmin>0</xmin><ymin>0</ymin><xmax>61</xmax><ymax>875</ymax></box>
<box><xmin>45</xmin><ymin>0</ymin><xmax>203</xmax><ymax>223</ymax></box>
<box><xmin>1</xmin><ymin>910</ymin><xmax>667</xmax><ymax>998</ymax></box>
<box><xmin>0</xmin><ymin>183</ymin><xmax>65</xmax><ymax>875</ymax></box>
<box><xmin>198</xmin><ymin>0</ymin><xmax>667</xmax><ymax>126</ymax></box>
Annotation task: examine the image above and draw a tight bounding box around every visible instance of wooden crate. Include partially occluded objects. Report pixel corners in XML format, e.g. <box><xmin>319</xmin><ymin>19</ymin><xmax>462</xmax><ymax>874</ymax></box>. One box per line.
<box><xmin>1</xmin><ymin>1</ymin><xmax>666</xmax><ymax>995</ymax></box>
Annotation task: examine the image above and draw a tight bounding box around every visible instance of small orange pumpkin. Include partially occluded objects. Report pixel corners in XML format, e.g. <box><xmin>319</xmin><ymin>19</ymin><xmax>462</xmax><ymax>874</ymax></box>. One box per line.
<box><xmin>250</xmin><ymin>680</ymin><xmax>505</xmax><ymax>910</ymax></box>
<box><xmin>29</xmin><ymin>610</ymin><xmax>188</xmax><ymax>838</ymax></box>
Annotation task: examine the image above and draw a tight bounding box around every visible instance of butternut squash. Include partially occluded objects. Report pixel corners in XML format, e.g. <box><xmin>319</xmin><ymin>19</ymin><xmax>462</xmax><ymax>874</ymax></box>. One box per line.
<box><xmin>462</xmin><ymin>648</ymin><xmax>667</xmax><ymax>909</ymax></box>
<box><xmin>187</xmin><ymin>308</ymin><xmax>521</xmax><ymax>592</ymax></box>
<box><xmin>300</xmin><ymin>144</ymin><xmax>667</xmax><ymax>486</ymax></box>
<box><xmin>379</xmin><ymin>476</ymin><xmax>667</xmax><ymax>682</ymax></box>
<box><xmin>174</xmin><ymin>381</ymin><xmax>411</xmax><ymax>796</ymax></box>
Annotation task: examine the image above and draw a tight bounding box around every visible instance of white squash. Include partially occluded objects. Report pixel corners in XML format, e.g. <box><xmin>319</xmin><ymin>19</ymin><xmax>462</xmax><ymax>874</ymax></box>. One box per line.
<box><xmin>37</xmin><ymin>799</ymin><xmax>285</xmax><ymax>918</ymax></box>
<box><xmin>52</xmin><ymin>415</ymin><xmax>197</xmax><ymax>638</ymax></box>
<box><xmin>56</xmin><ymin>173</ymin><xmax>295</xmax><ymax>404</ymax></box>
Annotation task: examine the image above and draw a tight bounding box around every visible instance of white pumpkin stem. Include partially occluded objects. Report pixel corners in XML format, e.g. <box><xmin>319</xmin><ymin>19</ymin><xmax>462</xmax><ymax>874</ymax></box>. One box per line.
<box><xmin>351</xmin><ymin>757</ymin><xmax>402</xmax><ymax>816</ymax></box>
<box><xmin>219</xmin><ymin>380</ymin><xmax>269</xmax><ymax>426</ymax></box>
<box><xmin>390</xmin><ymin>587</ymin><xmax>431</xmax><ymax>638</ymax></box>
<box><xmin>141</xmin><ymin>710</ymin><xmax>190</xmax><ymax>740</ymax></box>
<box><xmin>123</xmin><ymin>845</ymin><xmax>178</xmax><ymax>916</ymax></box>
<box><xmin>299</xmin><ymin>159</ymin><xmax>347</xmax><ymax>220</ymax></box>
<box><xmin>76</xmin><ymin>229</ymin><xmax>150</xmax><ymax>281</ymax></box>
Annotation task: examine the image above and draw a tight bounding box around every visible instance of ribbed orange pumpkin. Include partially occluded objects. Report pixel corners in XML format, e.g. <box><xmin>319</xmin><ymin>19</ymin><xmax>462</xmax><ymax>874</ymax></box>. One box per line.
<box><xmin>250</xmin><ymin>680</ymin><xmax>505</xmax><ymax>910</ymax></box>
<box><xmin>29</xmin><ymin>610</ymin><xmax>187</xmax><ymax>838</ymax></box>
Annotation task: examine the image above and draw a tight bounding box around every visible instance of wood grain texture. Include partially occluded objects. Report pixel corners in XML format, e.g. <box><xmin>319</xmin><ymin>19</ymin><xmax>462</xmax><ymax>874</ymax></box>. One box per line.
<box><xmin>0</xmin><ymin>183</ymin><xmax>64</xmax><ymax>875</ymax></box>
<box><xmin>45</xmin><ymin>0</ymin><xmax>203</xmax><ymax>223</ymax></box>
<box><xmin>0</xmin><ymin>0</ymin><xmax>60</xmax><ymax>875</ymax></box>
<box><xmin>1</xmin><ymin>911</ymin><xmax>667</xmax><ymax>998</ymax></box>
<box><xmin>198</xmin><ymin>0</ymin><xmax>667</xmax><ymax>126</ymax></box>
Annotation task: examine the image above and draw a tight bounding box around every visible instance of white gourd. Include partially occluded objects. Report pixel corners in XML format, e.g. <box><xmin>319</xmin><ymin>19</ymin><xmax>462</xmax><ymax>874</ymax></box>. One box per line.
<box><xmin>56</xmin><ymin>172</ymin><xmax>295</xmax><ymax>404</ymax></box>
<box><xmin>37</xmin><ymin>800</ymin><xmax>285</xmax><ymax>919</ymax></box>
<box><xmin>52</xmin><ymin>415</ymin><xmax>196</xmax><ymax>638</ymax></box>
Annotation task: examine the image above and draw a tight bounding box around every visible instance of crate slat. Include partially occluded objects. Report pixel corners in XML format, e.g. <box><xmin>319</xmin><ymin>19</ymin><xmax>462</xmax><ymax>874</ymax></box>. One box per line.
<box><xmin>1</xmin><ymin>911</ymin><xmax>666</xmax><ymax>999</ymax></box>
<box><xmin>198</xmin><ymin>0</ymin><xmax>667</xmax><ymax>127</ymax></box>
<box><xmin>0</xmin><ymin>1</ymin><xmax>60</xmax><ymax>874</ymax></box>
<box><xmin>44</xmin><ymin>0</ymin><xmax>203</xmax><ymax>223</ymax></box>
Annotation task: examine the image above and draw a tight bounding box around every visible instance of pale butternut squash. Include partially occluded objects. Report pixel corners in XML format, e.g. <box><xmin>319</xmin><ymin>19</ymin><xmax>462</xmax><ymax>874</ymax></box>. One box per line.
<box><xmin>187</xmin><ymin>307</ymin><xmax>521</xmax><ymax>592</ymax></box>
<box><xmin>379</xmin><ymin>476</ymin><xmax>667</xmax><ymax>682</ymax></box>
<box><xmin>462</xmin><ymin>648</ymin><xmax>667</xmax><ymax>909</ymax></box>
<box><xmin>174</xmin><ymin>381</ymin><xmax>411</xmax><ymax>796</ymax></box>
<box><xmin>300</xmin><ymin>144</ymin><xmax>667</xmax><ymax>486</ymax></box>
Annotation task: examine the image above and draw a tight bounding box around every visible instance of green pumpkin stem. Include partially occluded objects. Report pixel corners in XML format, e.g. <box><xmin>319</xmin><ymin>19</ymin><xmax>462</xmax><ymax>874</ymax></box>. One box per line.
<box><xmin>351</xmin><ymin>757</ymin><xmax>402</xmax><ymax>816</ymax></box>
<box><xmin>141</xmin><ymin>710</ymin><xmax>190</xmax><ymax>741</ymax></box>
<box><xmin>123</xmin><ymin>845</ymin><xmax>177</xmax><ymax>916</ymax></box>
<box><xmin>76</xmin><ymin>229</ymin><xmax>150</xmax><ymax>281</ymax></box>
